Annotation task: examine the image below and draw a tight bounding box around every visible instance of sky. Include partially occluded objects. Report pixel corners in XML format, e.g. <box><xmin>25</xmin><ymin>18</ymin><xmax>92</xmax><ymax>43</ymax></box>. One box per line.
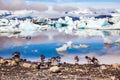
<box><xmin>26</xmin><ymin>0</ymin><xmax>120</xmax><ymax>3</ymax></box>
<box><xmin>0</xmin><ymin>0</ymin><xmax>120</xmax><ymax>11</ymax></box>
<box><xmin>0</xmin><ymin>0</ymin><xmax>120</xmax><ymax>17</ymax></box>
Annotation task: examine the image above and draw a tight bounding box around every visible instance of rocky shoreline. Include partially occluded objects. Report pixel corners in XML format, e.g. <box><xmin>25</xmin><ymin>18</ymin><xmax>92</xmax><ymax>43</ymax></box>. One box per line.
<box><xmin>0</xmin><ymin>52</ymin><xmax>120</xmax><ymax>80</ymax></box>
<box><xmin>0</xmin><ymin>59</ymin><xmax>120</xmax><ymax>80</ymax></box>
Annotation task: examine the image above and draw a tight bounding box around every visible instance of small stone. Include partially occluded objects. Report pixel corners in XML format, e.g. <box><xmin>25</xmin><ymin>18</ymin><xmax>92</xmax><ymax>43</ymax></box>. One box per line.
<box><xmin>25</xmin><ymin>72</ymin><xmax>33</xmax><ymax>76</ymax></box>
<box><xmin>76</xmin><ymin>69</ymin><xmax>83</xmax><ymax>72</ymax></box>
<box><xmin>100</xmin><ymin>65</ymin><xmax>107</xmax><ymax>70</ymax></box>
<box><xmin>51</xmin><ymin>61</ymin><xmax>59</xmax><ymax>66</ymax></box>
<box><xmin>14</xmin><ymin>58</ymin><xmax>21</xmax><ymax>62</ymax></box>
<box><xmin>5</xmin><ymin>59</ymin><xmax>17</xmax><ymax>66</ymax></box>
<box><xmin>31</xmin><ymin>64</ymin><xmax>38</xmax><ymax>69</ymax></box>
<box><xmin>110</xmin><ymin>76</ymin><xmax>116</xmax><ymax>80</ymax></box>
<box><xmin>0</xmin><ymin>59</ymin><xmax>5</xmax><ymax>64</ymax></box>
<box><xmin>21</xmin><ymin>62</ymin><xmax>32</xmax><ymax>68</ymax></box>
<box><xmin>10</xmin><ymin>60</ymin><xmax>17</xmax><ymax>66</ymax></box>
<box><xmin>112</xmin><ymin>63</ymin><xmax>120</xmax><ymax>69</ymax></box>
<box><xmin>49</xmin><ymin>66</ymin><xmax>60</xmax><ymax>73</ymax></box>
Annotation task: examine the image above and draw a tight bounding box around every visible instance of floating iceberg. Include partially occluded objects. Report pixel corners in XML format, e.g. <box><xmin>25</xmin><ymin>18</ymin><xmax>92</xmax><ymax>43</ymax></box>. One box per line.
<box><xmin>115</xmin><ymin>38</ymin><xmax>120</xmax><ymax>43</ymax></box>
<box><xmin>0</xmin><ymin>19</ymin><xmax>9</xmax><ymax>26</ymax></box>
<box><xmin>74</xmin><ymin>29</ymin><xmax>105</xmax><ymax>37</ymax></box>
<box><xmin>19</xmin><ymin>22</ymin><xmax>39</xmax><ymax>31</ymax></box>
<box><xmin>56</xmin><ymin>41</ymin><xmax>90</xmax><ymax>54</ymax></box>
<box><xmin>50</xmin><ymin>22</ymin><xmax>68</xmax><ymax>28</ymax></box>
<box><xmin>103</xmin><ymin>37</ymin><xmax>113</xmax><ymax>44</ymax></box>
<box><xmin>56</xmin><ymin>44</ymin><xmax>68</xmax><ymax>52</ymax></box>
<box><xmin>66</xmin><ymin>41</ymin><xmax>72</xmax><ymax>48</ymax></box>
<box><xmin>72</xmin><ymin>44</ymin><xmax>90</xmax><ymax>49</ymax></box>
<box><xmin>0</xmin><ymin>13</ymin><xmax>120</xmax><ymax>37</ymax></box>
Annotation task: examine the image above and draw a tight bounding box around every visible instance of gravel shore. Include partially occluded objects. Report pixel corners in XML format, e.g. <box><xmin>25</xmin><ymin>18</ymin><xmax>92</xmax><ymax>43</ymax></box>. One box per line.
<box><xmin>0</xmin><ymin>62</ymin><xmax>120</xmax><ymax>80</ymax></box>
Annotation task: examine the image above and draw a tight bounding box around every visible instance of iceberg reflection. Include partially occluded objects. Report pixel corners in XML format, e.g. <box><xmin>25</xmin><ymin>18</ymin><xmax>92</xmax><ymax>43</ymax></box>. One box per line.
<box><xmin>0</xmin><ymin>29</ymin><xmax>120</xmax><ymax>64</ymax></box>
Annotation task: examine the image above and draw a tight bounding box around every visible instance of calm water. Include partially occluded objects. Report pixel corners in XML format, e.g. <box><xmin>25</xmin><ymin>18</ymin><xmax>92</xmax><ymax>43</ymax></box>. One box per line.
<box><xmin>0</xmin><ymin>29</ymin><xmax>120</xmax><ymax>64</ymax></box>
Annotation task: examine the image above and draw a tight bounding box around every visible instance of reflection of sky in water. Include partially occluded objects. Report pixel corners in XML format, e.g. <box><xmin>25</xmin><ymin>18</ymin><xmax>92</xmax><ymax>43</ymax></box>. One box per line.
<box><xmin>0</xmin><ymin>42</ymin><xmax>103</xmax><ymax>57</ymax></box>
<box><xmin>0</xmin><ymin>30</ymin><xmax>120</xmax><ymax>64</ymax></box>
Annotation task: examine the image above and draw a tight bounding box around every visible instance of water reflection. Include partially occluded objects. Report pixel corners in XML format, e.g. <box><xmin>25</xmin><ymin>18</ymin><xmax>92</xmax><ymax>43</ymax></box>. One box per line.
<box><xmin>0</xmin><ymin>29</ymin><xmax>120</xmax><ymax>64</ymax></box>
<box><xmin>104</xmin><ymin>43</ymin><xmax>113</xmax><ymax>48</ymax></box>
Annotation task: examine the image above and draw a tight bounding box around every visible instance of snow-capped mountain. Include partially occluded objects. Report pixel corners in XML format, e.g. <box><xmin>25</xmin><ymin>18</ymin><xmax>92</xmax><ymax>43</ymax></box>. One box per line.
<box><xmin>0</xmin><ymin>10</ymin><xmax>11</xmax><ymax>15</ymax></box>
<box><xmin>0</xmin><ymin>10</ymin><xmax>41</xmax><ymax>20</ymax></box>
<box><xmin>0</xmin><ymin>8</ymin><xmax>120</xmax><ymax>20</ymax></box>
<box><xmin>116</xmin><ymin>9</ymin><xmax>120</xmax><ymax>13</ymax></box>
<box><xmin>66</xmin><ymin>8</ymin><xmax>119</xmax><ymax>17</ymax></box>
<box><xmin>0</xmin><ymin>10</ymin><xmax>12</xmax><ymax>18</ymax></box>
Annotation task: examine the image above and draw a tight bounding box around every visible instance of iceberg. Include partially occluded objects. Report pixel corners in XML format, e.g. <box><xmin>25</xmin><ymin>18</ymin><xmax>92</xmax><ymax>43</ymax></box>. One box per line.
<box><xmin>18</xmin><ymin>21</ymin><xmax>41</xmax><ymax>37</ymax></box>
<box><xmin>115</xmin><ymin>38</ymin><xmax>120</xmax><ymax>43</ymax></box>
<box><xmin>72</xmin><ymin>44</ymin><xmax>90</xmax><ymax>49</ymax></box>
<box><xmin>52</xmin><ymin>22</ymin><xmax>68</xmax><ymax>28</ymax></box>
<box><xmin>0</xmin><ymin>19</ymin><xmax>9</xmax><ymax>26</ymax></box>
<box><xmin>1</xmin><ymin>13</ymin><xmax>120</xmax><ymax>37</ymax></box>
<box><xmin>0</xmin><ymin>18</ymin><xmax>21</xmax><ymax>33</ymax></box>
<box><xmin>66</xmin><ymin>41</ymin><xmax>72</xmax><ymax>48</ymax></box>
<box><xmin>86</xmin><ymin>19</ymin><xmax>110</xmax><ymax>29</ymax></box>
<box><xmin>56</xmin><ymin>44</ymin><xmax>68</xmax><ymax>52</ymax></box>
<box><xmin>56</xmin><ymin>41</ymin><xmax>73</xmax><ymax>54</ymax></box>
<box><xmin>103</xmin><ymin>37</ymin><xmax>113</xmax><ymax>44</ymax></box>
<box><xmin>58</xmin><ymin>18</ymin><xmax>65</xmax><ymax>23</ymax></box>
<box><xmin>19</xmin><ymin>21</ymin><xmax>40</xmax><ymax>31</ymax></box>
<box><xmin>74</xmin><ymin>29</ymin><xmax>105</xmax><ymax>37</ymax></box>
<box><xmin>56</xmin><ymin>41</ymin><xmax>90</xmax><ymax>53</ymax></box>
<box><xmin>36</xmin><ymin>17</ymin><xmax>50</xmax><ymax>25</ymax></box>
<box><xmin>114</xmin><ymin>38</ymin><xmax>120</xmax><ymax>46</ymax></box>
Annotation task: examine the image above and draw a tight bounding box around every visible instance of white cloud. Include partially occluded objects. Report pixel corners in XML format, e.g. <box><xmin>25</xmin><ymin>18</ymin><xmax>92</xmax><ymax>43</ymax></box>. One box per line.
<box><xmin>0</xmin><ymin>0</ymin><xmax>48</xmax><ymax>11</ymax></box>
<box><xmin>0</xmin><ymin>0</ymin><xmax>120</xmax><ymax>10</ymax></box>
<box><xmin>53</xmin><ymin>5</ymin><xmax>78</xmax><ymax>12</ymax></box>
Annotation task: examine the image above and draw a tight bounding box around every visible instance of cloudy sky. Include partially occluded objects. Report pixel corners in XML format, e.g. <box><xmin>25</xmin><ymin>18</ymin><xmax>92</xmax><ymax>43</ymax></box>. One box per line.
<box><xmin>25</xmin><ymin>0</ymin><xmax>120</xmax><ymax>3</ymax></box>
<box><xmin>0</xmin><ymin>0</ymin><xmax>120</xmax><ymax>11</ymax></box>
<box><xmin>0</xmin><ymin>0</ymin><xmax>120</xmax><ymax>17</ymax></box>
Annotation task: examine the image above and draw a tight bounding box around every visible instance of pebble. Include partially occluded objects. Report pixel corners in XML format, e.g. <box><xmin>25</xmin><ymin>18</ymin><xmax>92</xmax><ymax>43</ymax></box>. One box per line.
<box><xmin>0</xmin><ymin>58</ymin><xmax>120</xmax><ymax>80</ymax></box>
<box><xmin>49</xmin><ymin>66</ymin><xmax>60</xmax><ymax>73</ymax></box>
<box><xmin>100</xmin><ymin>65</ymin><xmax>107</xmax><ymax>70</ymax></box>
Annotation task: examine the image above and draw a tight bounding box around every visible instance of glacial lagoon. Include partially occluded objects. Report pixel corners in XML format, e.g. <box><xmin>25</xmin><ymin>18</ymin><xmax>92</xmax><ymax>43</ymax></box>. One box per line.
<box><xmin>0</xmin><ymin>29</ymin><xmax>120</xmax><ymax>64</ymax></box>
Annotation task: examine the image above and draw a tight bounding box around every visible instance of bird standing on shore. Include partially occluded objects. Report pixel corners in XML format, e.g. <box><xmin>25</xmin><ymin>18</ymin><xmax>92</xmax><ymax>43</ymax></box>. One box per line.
<box><xmin>74</xmin><ymin>56</ymin><xmax>79</xmax><ymax>64</ymax></box>
<box><xmin>12</xmin><ymin>51</ymin><xmax>20</xmax><ymax>59</ymax></box>
<box><xmin>91</xmin><ymin>57</ymin><xmax>99</xmax><ymax>65</ymax></box>
<box><xmin>85</xmin><ymin>56</ymin><xmax>92</xmax><ymax>64</ymax></box>
<box><xmin>40</xmin><ymin>54</ymin><xmax>45</xmax><ymax>63</ymax></box>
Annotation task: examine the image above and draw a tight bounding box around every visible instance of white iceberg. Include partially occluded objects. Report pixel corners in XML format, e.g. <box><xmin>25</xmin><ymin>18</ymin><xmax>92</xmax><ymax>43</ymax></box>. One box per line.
<box><xmin>56</xmin><ymin>44</ymin><xmax>68</xmax><ymax>52</ymax></box>
<box><xmin>19</xmin><ymin>22</ymin><xmax>38</xmax><ymax>31</ymax></box>
<box><xmin>0</xmin><ymin>19</ymin><xmax>9</xmax><ymax>26</ymax></box>
<box><xmin>72</xmin><ymin>44</ymin><xmax>90</xmax><ymax>49</ymax></box>
<box><xmin>66</xmin><ymin>41</ymin><xmax>72</xmax><ymax>48</ymax></box>
<box><xmin>103</xmin><ymin>37</ymin><xmax>113</xmax><ymax>44</ymax></box>
<box><xmin>115</xmin><ymin>38</ymin><xmax>120</xmax><ymax>43</ymax></box>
